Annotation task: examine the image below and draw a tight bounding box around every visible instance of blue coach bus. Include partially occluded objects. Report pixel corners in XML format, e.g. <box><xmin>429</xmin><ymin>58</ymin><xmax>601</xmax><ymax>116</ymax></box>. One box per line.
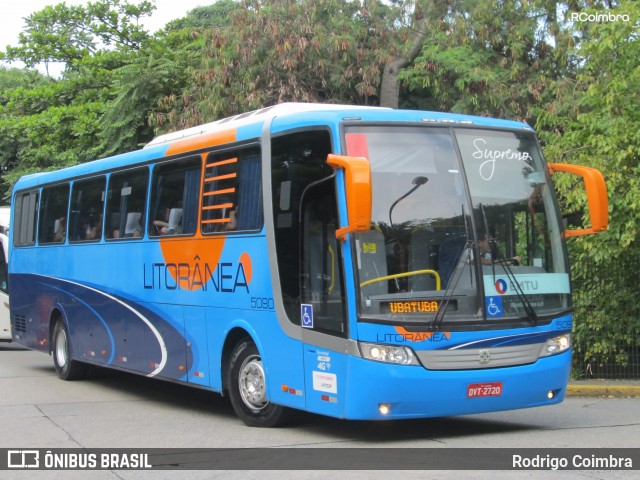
<box><xmin>9</xmin><ymin>103</ymin><xmax>607</xmax><ymax>426</ymax></box>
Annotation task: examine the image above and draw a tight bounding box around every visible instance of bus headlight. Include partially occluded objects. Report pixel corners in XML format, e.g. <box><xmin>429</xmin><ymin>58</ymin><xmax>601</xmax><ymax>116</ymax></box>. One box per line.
<box><xmin>359</xmin><ymin>342</ymin><xmax>419</xmax><ymax>365</ymax></box>
<box><xmin>539</xmin><ymin>334</ymin><xmax>571</xmax><ymax>357</ymax></box>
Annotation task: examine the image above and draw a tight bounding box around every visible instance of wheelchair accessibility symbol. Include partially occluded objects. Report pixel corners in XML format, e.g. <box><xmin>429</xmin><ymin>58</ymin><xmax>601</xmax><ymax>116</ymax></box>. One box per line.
<box><xmin>301</xmin><ymin>304</ymin><xmax>314</xmax><ymax>328</ymax></box>
<box><xmin>485</xmin><ymin>296</ymin><xmax>504</xmax><ymax>318</ymax></box>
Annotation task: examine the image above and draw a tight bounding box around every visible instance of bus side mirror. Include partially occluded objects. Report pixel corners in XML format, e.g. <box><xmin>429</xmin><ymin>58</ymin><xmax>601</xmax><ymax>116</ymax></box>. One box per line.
<box><xmin>327</xmin><ymin>154</ymin><xmax>372</xmax><ymax>242</ymax></box>
<box><xmin>548</xmin><ymin>163</ymin><xmax>609</xmax><ymax>238</ymax></box>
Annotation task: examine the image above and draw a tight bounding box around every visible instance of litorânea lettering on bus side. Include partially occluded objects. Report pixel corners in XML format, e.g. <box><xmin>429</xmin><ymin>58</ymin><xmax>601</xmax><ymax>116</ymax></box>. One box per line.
<box><xmin>143</xmin><ymin>255</ymin><xmax>249</xmax><ymax>292</ymax></box>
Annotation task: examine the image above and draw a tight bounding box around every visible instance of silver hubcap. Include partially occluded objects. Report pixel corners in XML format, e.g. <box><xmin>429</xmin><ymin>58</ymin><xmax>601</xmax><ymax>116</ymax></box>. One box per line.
<box><xmin>55</xmin><ymin>328</ymin><xmax>68</xmax><ymax>369</ymax></box>
<box><xmin>238</xmin><ymin>354</ymin><xmax>267</xmax><ymax>412</ymax></box>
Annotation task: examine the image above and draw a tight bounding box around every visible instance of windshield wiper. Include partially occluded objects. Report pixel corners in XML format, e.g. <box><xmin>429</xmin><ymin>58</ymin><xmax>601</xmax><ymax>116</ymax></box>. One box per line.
<box><xmin>430</xmin><ymin>239</ymin><xmax>473</xmax><ymax>331</ymax></box>
<box><xmin>480</xmin><ymin>204</ymin><xmax>538</xmax><ymax>324</ymax></box>
<box><xmin>430</xmin><ymin>205</ymin><xmax>473</xmax><ymax>331</ymax></box>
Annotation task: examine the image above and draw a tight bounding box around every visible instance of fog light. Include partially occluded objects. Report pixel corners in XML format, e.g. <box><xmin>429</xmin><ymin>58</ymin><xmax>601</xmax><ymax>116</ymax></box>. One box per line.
<box><xmin>379</xmin><ymin>404</ymin><xmax>391</xmax><ymax>415</ymax></box>
<box><xmin>547</xmin><ymin>390</ymin><xmax>555</xmax><ymax>399</ymax></box>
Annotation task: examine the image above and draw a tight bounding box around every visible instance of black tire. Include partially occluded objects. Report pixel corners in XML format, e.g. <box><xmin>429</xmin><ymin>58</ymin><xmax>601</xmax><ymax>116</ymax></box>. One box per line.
<box><xmin>52</xmin><ymin>320</ymin><xmax>88</xmax><ymax>381</ymax></box>
<box><xmin>227</xmin><ymin>338</ymin><xmax>290</xmax><ymax>427</ymax></box>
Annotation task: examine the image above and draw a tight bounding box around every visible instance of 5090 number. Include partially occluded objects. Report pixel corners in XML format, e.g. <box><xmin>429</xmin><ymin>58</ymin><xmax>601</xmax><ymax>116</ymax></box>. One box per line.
<box><xmin>250</xmin><ymin>297</ymin><xmax>275</xmax><ymax>310</ymax></box>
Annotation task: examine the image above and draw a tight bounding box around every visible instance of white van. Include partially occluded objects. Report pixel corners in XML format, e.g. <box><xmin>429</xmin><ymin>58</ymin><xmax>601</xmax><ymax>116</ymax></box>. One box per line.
<box><xmin>0</xmin><ymin>206</ymin><xmax>10</xmax><ymax>341</ymax></box>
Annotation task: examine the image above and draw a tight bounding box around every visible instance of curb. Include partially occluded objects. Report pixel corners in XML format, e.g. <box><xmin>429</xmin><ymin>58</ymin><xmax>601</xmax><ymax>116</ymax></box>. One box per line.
<box><xmin>566</xmin><ymin>384</ymin><xmax>640</xmax><ymax>398</ymax></box>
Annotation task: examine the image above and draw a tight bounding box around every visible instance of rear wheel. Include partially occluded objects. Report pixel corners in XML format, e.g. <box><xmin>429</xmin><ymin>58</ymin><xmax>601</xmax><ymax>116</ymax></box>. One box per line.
<box><xmin>228</xmin><ymin>338</ymin><xmax>290</xmax><ymax>427</ymax></box>
<box><xmin>52</xmin><ymin>320</ymin><xmax>88</xmax><ymax>380</ymax></box>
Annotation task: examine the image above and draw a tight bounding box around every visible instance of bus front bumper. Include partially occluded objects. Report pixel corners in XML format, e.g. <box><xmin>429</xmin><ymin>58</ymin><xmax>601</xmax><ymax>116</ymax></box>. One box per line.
<box><xmin>342</xmin><ymin>351</ymin><xmax>571</xmax><ymax>420</ymax></box>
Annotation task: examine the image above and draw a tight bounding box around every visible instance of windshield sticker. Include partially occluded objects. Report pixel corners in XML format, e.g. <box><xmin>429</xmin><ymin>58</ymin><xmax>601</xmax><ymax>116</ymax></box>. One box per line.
<box><xmin>485</xmin><ymin>296</ymin><xmax>504</xmax><ymax>318</ymax></box>
<box><xmin>472</xmin><ymin>138</ymin><xmax>533</xmax><ymax>181</ymax></box>
<box><xmin>483</xmin><ymin>273</ymin><xmax>570</xmax><ymax>295</ymax></box>
<box><xmin>301</xmin><ymin>304</ymin><xmax>314</xmax><ymax>328</ymax></box>
<box><xmin>362</xmin><ymin>242</ymin><xmax>377</xmax><ymax>254</ymax></box>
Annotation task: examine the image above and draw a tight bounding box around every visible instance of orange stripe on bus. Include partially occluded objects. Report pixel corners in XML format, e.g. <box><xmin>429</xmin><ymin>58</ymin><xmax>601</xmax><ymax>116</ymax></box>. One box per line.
<box><xmin>203</xmin><ymin>188</ymin><xmax>236</xmax><ymax>196</ymax></box>
<box><xmin>202</xmin><ymin>218</ymin><xmax>230</xmax><ymax>224</ymax></box>
<box><xmin>205</xmin><ymin>158</ymin><xmax>238</xmax><ymax>169</ymax></box>
<box><xmin>204</xmin><ymin>173</ymin><xmax>237</xmax><ymax>183</ymax></box>
<box><xmin>202</xmin><ymin>203</ymin><xmax>234</xmax><ymax>210</ymax></box>
<box><xmin>166</xmin><ymin>130</ymin><xmax>236</xmax><ymax>156</ymax></box>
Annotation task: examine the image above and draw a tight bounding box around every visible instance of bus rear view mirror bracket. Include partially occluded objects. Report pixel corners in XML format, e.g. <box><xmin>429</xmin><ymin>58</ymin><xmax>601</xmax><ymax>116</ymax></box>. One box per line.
<box><xmin>548</xmin><ymin>163</ymin><xmax>609</xmax><ymax>238</ymax></box>
<box><xmin>327</xmin><ymin>154</ymin><xmax>372</xmax><ymax>242</ymax></box>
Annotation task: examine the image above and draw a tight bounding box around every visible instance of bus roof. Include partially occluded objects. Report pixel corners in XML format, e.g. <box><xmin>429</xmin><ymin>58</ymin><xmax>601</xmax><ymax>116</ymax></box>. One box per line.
<box><xmin>13</xmin><ymin>103</ymin><xmax>533</xmax><ymax>192</ymax></box>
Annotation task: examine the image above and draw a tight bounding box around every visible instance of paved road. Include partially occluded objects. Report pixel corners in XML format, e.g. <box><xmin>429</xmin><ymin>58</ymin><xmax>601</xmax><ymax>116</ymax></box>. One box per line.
<box><xmin>1</xmin><ymin>342</ymin><xmax>639</xmax><ymax>479</ymax></box>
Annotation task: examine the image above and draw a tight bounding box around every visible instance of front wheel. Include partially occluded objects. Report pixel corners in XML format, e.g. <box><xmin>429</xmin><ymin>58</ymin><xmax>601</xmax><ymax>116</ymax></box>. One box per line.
<box><xmin>228</xmin><ymin>338</ymin><xmax>290</xmax><ymax>427</ymax></box>
<box><xmin>52</xmin><ymin>320</ymin><xmax>88</xmax><ymax>380</ymax></box>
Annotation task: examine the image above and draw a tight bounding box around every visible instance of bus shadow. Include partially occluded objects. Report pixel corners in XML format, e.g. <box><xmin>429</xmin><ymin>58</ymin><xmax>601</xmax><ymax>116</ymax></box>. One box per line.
<box><xmin>292</xmin><ymin>412</ymin><xmax>537</xmax><ymax>442</ymax></box>
<box><xmin>85</xmin><ymin>366</ymin><xmax>235</xmax><ymax>417</ymax></box>
<box><xmin>0</xmin><ymin>343</ymin><xmax>27</xmax><ymax>351</ymax></box>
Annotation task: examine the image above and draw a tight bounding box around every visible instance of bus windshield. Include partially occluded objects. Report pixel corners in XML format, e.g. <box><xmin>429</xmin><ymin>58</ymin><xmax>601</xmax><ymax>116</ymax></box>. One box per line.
<box><xmin>345</xmin><ymin>125</ymin><xmax>569</xmax><ymax>326</ymax></box>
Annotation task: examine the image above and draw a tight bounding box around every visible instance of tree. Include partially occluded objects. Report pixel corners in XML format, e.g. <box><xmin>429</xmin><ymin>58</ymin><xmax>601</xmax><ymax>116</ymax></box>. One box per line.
<box><xmin>0</xmin><ymin>1</ymin><xmax>160</xmax><ymax>200</ymax></box>
<box><xmin>378</xmin><ymin>0</ymin><xmax>434</xmax><ymax>108</ymax></box>
<box><xmin>398</xmin><ymin>0</ymin><xmax>579</xmax><ymax>121</ymax></box>
<box><xmin>153</xmin><ymin>0</ymin><xmax>395</xmax><ymax>130</ymax></box>
<box><xmin>164</xmin><ymin>0</ymin><xmax>240</xmax><ymax>32</ymax></box>
<box><xmin>537</xmin><ymin>0</ymin><xmax>640</xmax><ymax>372</ymax></box>
<box><xmin>98</xmin><ymin>37</ymin><xmax>199</xmax><ymax>155</ymax></box>
<box><xmin>0</xmin><ymin>0</ymin><xmax>155</xmax><ymax>76</ymax></box>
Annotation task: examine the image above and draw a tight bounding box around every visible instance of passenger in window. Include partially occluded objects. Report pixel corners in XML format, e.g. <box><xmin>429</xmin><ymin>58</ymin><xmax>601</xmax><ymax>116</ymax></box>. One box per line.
<box><xmin>153</xmin><ymin>207</ymin><xmax>171</xmax><ymax>235</ymax></box>
<box><xmin>83</xmin><ymin>217</ymin><xmax>100</xmax><ymax>240</ymax></box>
<box><xmin>94</xmin><ymin>215</ymin><xmax>103</xmax><ymax>240</ymax></box>
<box><xmin>154</xmin><ymin>207</ymin><xmax>183</xmax><ymax>235</ymax></box>
<box><xmin>53</xmin><ymin>217</ymin><xmax>66</xmax><ymax>242</ymax></box>
<box><xmin>478</xmin><ymin>232</ymin><xmax>520</xmax><ymax>266</ymax></box>
<box><xmin>226</xmin><ymin>207</ymin><xmax>238</xmax><ymax>231</ymax></box>
<box><xmin>124</xmin><ymin>212</ymin><xmax>143</xmax><ymax>237</ymax></box>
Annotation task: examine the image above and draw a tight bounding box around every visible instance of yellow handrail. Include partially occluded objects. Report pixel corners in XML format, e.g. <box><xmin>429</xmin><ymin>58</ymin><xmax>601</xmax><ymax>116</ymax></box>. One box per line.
<box><xmin>360</xmin><ymin>269</ymin><xmax>441</xmax><ymax>291</ymax></box>
<box><xmin>328</xmin><ymin>245</ymin><xmax>335</xmax><ymax>295</ymax></box>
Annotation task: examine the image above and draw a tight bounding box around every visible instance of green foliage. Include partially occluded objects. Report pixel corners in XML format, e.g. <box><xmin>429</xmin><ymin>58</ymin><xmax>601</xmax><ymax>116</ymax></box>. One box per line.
<box><xmin>153</xmin><ymin>0</ymin><xmax>395</xmax><ymax>129</ymax></box>
<box><xmin>1</xmin><ymin>0</ymin><xmax>155</xmax><ymax>70</ymax></box>
<box><xmin>164</xmin><ymin>1</ymin><xmax>240</xmax><ymax>32</ymax></box>
<box><xmin>399</xmin><ymin>0</ymin><xmax>580</xmax><ymax>122</ymax></box>
<box><xmin>538</xmin><ymin>0</ymin><xmax>640</xmax><ymax>369</ymax></box>
<box><xmin>98</xmin><ymin>43</ymin><xmax>196</xmax><ymax>155</ymax></box>
<box><xmin>0</xmin><ymin>1</ymin><xmax>159</xmax><ymax>200</ymax></box>
<box><xmin>0</xmin><ymin>101</ymin><xmax>104</xmax><ymax>189</ymax></box>
<box><xmin>0</xmin><ymin>67</ymin><xmax>49</xmax><ymax>94</ymax></box>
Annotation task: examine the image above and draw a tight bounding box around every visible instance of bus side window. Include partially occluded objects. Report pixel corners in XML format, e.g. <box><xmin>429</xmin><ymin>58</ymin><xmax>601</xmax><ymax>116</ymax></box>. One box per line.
<box><xmin>201</xmin><ymin>145</ymin><xmax>262</xmax><ymax>234</ymax></box>
<box><xmin>13</xmin><ymin>192</ymin><xmax>39</xmax><ymax>247</ymax></box>
<box><xmin>38</xmin><ymin>184</ymin><xmax>70</xmax><ymax>245</ymax></box>
<box><xmin>149</xmin><ymin>157</ymin><xmax>201</xmax><ymax>237</ymax></box>
<box><xmin>105</xmin><ymin>168</ymin><xmax>149</xmax><ymax>240</ymax></box>
<box><xmin>69</xmin><ymin>177</ymin><xmax>105</xmax><ymax>242</ymax></box>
